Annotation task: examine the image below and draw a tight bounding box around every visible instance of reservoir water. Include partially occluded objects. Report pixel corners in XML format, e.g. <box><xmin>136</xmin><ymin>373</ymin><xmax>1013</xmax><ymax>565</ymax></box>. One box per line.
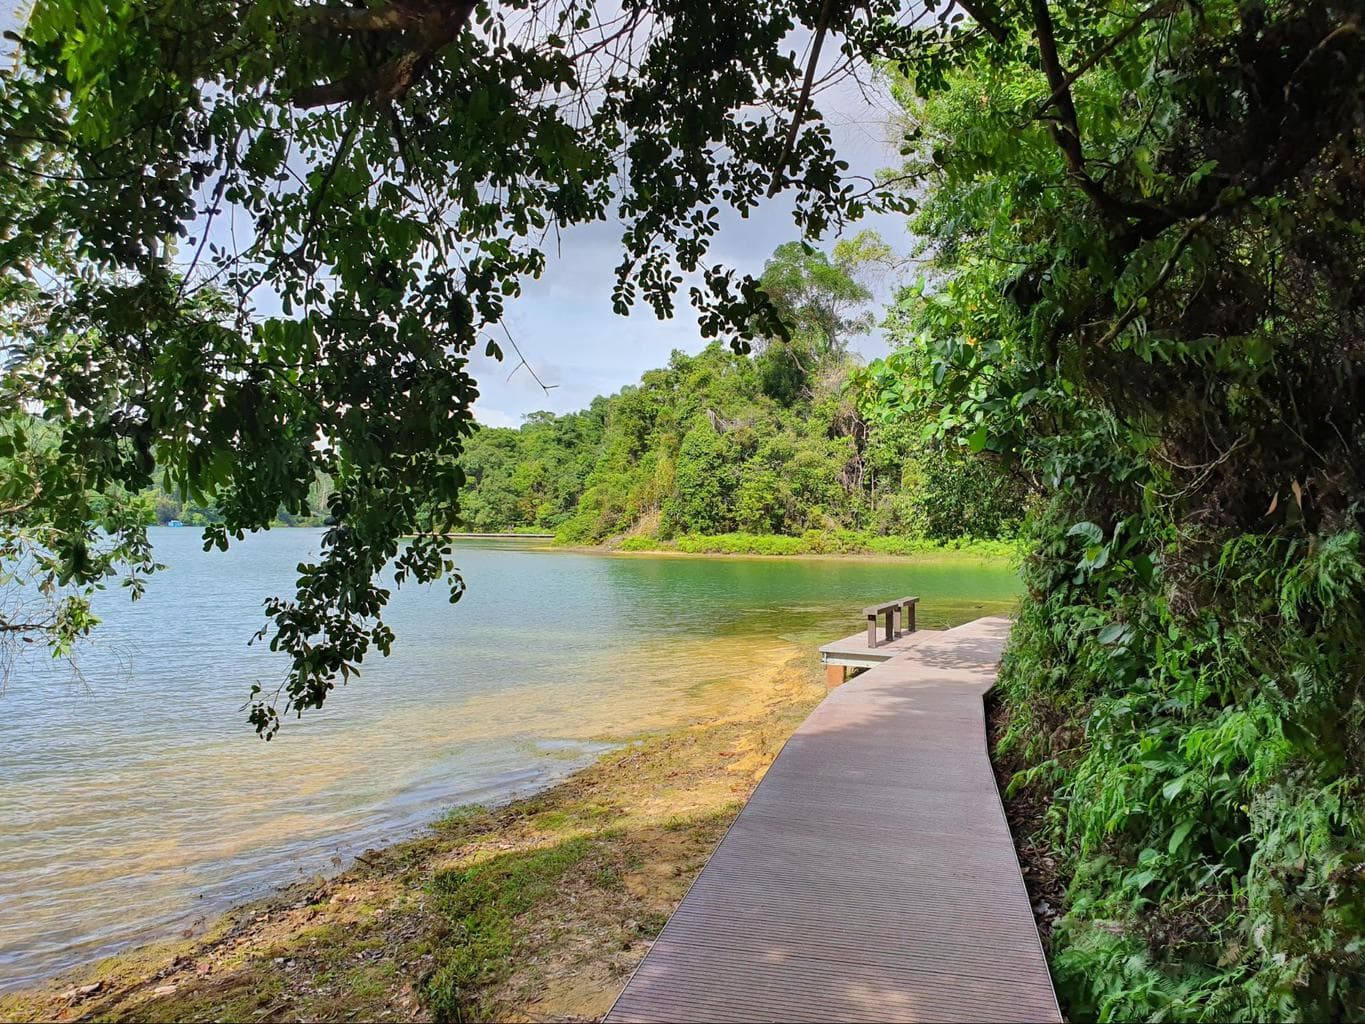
<box><xmin>0</xmin><ymin>528</ymin><xmax>1019</xmax><ymax>989</ymax></box>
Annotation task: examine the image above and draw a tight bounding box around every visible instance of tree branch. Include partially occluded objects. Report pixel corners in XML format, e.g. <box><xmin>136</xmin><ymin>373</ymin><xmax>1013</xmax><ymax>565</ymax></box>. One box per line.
<box><xmin>1031</xmin><ymin>0</ymin><xmax>1157</xmax><ymax>224</ymax></box>
<box><xmin>300</xmin><ymin>3</ymin><xmax>439</xmax><ymax>34</ymax></box>
<box><xmin>289</xmin><ymin>109</ymin><xmax>362</xmax><ymax>260</ymax></box>
<box><xmin>1095</xmin><ymin>213</ymin><xmax>1207</xmax><ymax>348</ymax></box>
<box><xmin>1030</xmin><ymin>0</ymin><xmax>1182</xmax><ymax>120</ymax></box>
<box><xmin>1031</xmin><ymin>0</ymin><xmax>1085</xmax><ymax>174</ymax></box>
<box><xmin>952</xmin><ymin>0</ymin><xmax>1008</xmax><ymax>45</ymax></box>
<box><xmin>292</xmin><ymin>1</ymin><xmax>477</xmax><ymax>109</ymax></box>
<box><xmin>767</xmin><ymin>0</ymin><xmax>835</xmax><ymax>198</ymax></box>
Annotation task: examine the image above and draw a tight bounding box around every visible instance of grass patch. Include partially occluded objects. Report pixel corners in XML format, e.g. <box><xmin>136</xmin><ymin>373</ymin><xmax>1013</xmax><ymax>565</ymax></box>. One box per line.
<box><xmin>614</xmin><ymin>529</ymin><xmax>1020</xmax><ymax>559</ymax></box>
<box><xmin>425</xmin><ymin>838</ymin><xmax>594</xmax><ymax>1020</ymax></box>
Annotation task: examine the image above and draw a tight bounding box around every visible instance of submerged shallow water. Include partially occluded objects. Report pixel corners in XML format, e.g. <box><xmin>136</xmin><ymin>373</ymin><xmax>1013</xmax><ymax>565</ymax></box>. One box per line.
<box><xmin>0</xmin><ymin>529</ymin><xmax>1019</xmax><ymax>989</ymax></box>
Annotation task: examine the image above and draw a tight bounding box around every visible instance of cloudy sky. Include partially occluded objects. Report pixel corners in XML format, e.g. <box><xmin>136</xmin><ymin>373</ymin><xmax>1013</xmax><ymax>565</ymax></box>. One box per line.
<box><xmin>1</xmin><ymin>5</ymin><xmax>912</xmax><ymax>427</ymax></box>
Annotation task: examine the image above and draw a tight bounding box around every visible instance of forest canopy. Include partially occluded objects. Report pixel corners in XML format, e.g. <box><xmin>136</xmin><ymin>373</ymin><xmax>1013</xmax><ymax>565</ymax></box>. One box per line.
<box><xmin>456</xmin><ymin>339</ymin><xmax>1024</xmax><ymax>546</ymax></box>
<box><xmin>455</xmin><ymin>235</ymin><xmax>1025</xmax><ymax>546</ymax></box>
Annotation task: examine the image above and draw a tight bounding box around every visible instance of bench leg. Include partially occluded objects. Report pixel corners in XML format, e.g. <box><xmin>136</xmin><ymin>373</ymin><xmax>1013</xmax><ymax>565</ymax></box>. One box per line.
<box><xmin>883</xmin><ymin>610</ymin><xmax>894</xmax><ymax>643</ymax></box>
<box><xmin>826</xmin><ymin>663</ymin><xmax>846</xmax><ymax>689</ymax></box>
<box><xmin>867</xmin><ymin>617</ymin><xmax>878</xmax><ymax>648</ymax></box>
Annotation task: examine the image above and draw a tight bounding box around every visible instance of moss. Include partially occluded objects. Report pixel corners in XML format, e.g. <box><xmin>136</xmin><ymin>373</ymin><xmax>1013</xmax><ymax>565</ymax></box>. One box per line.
<box><xmin>425</xmin><ymin>838</ymin><xmax>594</xmax><ymax>1020</ymax></box>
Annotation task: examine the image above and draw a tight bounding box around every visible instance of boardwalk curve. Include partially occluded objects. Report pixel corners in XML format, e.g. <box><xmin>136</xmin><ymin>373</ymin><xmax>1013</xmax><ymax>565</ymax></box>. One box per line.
<box><xmin>606</xmin><ymin>616</ymin><xmax>1061</xmax><ymax>1023</ymax></box>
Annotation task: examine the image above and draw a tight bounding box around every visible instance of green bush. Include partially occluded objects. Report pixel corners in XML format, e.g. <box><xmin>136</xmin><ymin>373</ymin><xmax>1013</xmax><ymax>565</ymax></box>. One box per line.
<box><xmin>998</xmin><ymin>508</ymin><xmax>1365</xmax><ymax>1022</ymax></box>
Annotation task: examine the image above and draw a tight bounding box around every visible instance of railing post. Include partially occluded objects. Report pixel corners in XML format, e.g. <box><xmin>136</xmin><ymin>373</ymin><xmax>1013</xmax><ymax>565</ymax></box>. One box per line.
<box><xmin>866</xmin><ymin>598</ymin><xmax>919</xmax><ymax>648</ymax></box>
<box><xmin>903</xmin><ymin>598</ymin><xmax>917</xmax><ymax>633</ymax></box>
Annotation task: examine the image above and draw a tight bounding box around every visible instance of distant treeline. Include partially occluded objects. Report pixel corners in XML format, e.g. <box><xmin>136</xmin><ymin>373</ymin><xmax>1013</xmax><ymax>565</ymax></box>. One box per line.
<box><xmin>147</xmin><ymin>479</ymin><xmax>332</xmax><ymax>527</ymax></box>
<box><xmin>457</xmin><ymin>342</ymin><xmax>1028</xmax><ymax>545</ymax></box>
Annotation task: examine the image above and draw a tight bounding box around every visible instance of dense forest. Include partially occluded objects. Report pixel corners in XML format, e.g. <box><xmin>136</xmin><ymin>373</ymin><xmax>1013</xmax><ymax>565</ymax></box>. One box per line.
<box><xmin>135</xmin><ymin>238</ymin><xmax>1029</xmax><ymax>544</ymax></box>
<box><xmin>858</xmin><ymin>12</ymin><xmax>1365</xmax><ymax>1022</ymax></box>
<box><xmin>456</xmin><ymin>338</ymin><xmax>1023</xmax><ymax>547</ymax></box>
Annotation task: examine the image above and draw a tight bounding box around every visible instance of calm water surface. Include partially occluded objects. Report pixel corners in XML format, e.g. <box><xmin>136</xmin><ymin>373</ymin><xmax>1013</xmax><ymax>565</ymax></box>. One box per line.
<box><xmin>0</xmin><ymin>529</ymin><xmax>1019</xmax><ymax>988</ymax></box>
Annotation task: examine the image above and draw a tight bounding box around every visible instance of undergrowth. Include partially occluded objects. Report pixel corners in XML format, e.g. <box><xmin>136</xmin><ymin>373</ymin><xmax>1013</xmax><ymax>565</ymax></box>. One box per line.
<box><xmin>998</xmin><ymin>506</ymin><xmax>1365</xmax><ymax>1021</ymax></box>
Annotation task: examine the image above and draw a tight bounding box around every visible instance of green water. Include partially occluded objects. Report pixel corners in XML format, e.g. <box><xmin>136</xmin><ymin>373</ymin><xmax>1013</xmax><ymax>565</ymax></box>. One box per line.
<box><xmin>0</xmin><ymin>529</ymin><xmax>1019</xmax><ymax>989</ymax></box>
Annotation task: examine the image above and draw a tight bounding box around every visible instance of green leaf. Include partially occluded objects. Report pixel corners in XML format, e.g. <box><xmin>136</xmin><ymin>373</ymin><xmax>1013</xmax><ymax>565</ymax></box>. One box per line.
<box><xmin>1169</xmin><ymin>819</ymin><xmax>1196</xmax><ymax>854</ymax></box>
<box><xmin>1068</xmin><ymin>521</ymin><xmax>1103</xmax><ymax>545</ymax></box>
<box><xmin>1097</xmin><ymin>622</ymin><xmax>1128</xmax><ymax>645</ymax></box>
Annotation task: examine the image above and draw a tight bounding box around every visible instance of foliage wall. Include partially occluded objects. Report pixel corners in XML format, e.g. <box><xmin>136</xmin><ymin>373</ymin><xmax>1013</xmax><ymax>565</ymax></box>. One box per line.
<box><xmin>457</xmin><ymin>340</ymin><xmax>1025</xmax><ymax>544</ymax></box>
<box><xmin>858</xmin><ymin>2</ymin><xmax>1365</xmax><ymax>1019</ymax></box>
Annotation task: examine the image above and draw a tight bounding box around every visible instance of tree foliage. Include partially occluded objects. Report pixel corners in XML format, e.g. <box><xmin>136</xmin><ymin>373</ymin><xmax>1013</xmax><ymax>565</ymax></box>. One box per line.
<box><xmin>0</xmin><ymin>0</ymin><xmax>922</xmax><ymax>733</ymax></box>
<box><xmin>457</xmin><ymin>336</ymin><xmax>1026</xmax><ymax>545</ymax></box>
<box><xmin>858</xmin><ymin>1</ymin><xmax>1365</xmax><ymax>1018</ymax></box>
<box><xmin>756</xmin><ymin>230</ymin><xmax>889</xmax><ymax>358</ymax></box>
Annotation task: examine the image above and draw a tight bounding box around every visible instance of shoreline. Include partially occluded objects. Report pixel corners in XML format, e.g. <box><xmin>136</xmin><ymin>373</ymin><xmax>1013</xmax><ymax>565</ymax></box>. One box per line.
<box><xmin>452</xmin><ymin>531</ymin><xmax>1022</xmax><ymax>563</ymax></box>
<box><xmin>178</xmin><ymin>525</ymin><xmax>1021</xmax><ymax>563</ymax></box>
<box><xmin>576</xmin><ymin>542</ymin><xmax>1018</xmax><ymax>563</ymax></box>
<box><xmin>0</xmin><ymin>652</ymin><xmax>827</xmax><ymax>1023</ymax></box>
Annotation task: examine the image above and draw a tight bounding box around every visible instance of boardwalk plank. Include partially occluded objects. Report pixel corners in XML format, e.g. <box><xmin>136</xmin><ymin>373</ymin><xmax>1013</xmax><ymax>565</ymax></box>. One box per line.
<box><xmin>606</xmin><ymin>616</ymin><xmax>1061</xmax><ymax>1024</ymax></box>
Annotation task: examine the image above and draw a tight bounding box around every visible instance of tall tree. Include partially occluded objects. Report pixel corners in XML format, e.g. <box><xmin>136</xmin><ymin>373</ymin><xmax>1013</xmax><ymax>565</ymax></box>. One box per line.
<box><xmin>756</xmin><ymin>230</ymin><xmax>889</xmax><ymax>357</ymax></box>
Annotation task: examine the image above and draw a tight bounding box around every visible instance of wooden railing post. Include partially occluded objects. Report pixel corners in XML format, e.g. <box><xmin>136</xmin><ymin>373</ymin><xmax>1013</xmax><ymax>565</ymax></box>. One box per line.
<box><xmin>865</xmin><ymin>597</ymin><xmax>920</xmax><ymax>648</ymax></box>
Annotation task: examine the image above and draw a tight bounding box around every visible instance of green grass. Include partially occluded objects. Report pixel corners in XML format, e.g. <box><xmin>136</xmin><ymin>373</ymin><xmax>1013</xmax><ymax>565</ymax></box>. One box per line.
<box><xmin>613</xmin><ymin>529</ymin><xmax>1020</xmax><ymax>559</ymax></box>
<box><xmin>424</xmin><ymin>837</ymin><xmax>594</xmax><ymax>1021</ymax></box>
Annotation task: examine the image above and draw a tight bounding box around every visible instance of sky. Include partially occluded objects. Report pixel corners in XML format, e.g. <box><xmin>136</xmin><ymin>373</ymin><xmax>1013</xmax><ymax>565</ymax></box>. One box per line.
<box><xmin>0</xmin><ymin>4</ymin><xmax>913</xmax><ymax>428</ymax></box>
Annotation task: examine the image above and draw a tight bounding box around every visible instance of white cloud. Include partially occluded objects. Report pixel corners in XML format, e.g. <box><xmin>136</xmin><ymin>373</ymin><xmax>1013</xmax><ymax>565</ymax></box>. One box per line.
<box><xmin>471</xmin><ymin>406</ymin><xmax>521</xmax><ymax>429</ymax></box>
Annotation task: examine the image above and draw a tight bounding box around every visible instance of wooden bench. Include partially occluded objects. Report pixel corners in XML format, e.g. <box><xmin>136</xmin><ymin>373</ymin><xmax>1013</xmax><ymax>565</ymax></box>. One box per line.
<box><xmin>865</xmin><ymin>596</ymin><xmax>918</xmax><ymax>647</ymax></box>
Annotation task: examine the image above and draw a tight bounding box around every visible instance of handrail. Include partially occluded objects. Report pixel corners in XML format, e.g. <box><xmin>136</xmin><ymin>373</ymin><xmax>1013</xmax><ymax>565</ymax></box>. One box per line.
<box><xmin>863</xmin><ymin>596</ymin><xmax>918</xmax><ymax>648</ymax></box>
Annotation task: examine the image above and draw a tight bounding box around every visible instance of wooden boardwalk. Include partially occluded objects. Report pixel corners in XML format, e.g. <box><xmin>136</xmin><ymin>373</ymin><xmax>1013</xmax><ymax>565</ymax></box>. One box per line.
<box><xmin>606</xmin><ymin>617</ymin><xmax>1060</xmax><ymax>1023</ymax></box>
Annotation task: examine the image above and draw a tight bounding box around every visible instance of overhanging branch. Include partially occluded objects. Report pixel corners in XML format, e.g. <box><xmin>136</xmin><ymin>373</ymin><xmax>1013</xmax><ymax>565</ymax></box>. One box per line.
<box><xmin>292</xmin><ymin>1</ymin><xmax>477</xmax><ymax>109</ymax></box>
